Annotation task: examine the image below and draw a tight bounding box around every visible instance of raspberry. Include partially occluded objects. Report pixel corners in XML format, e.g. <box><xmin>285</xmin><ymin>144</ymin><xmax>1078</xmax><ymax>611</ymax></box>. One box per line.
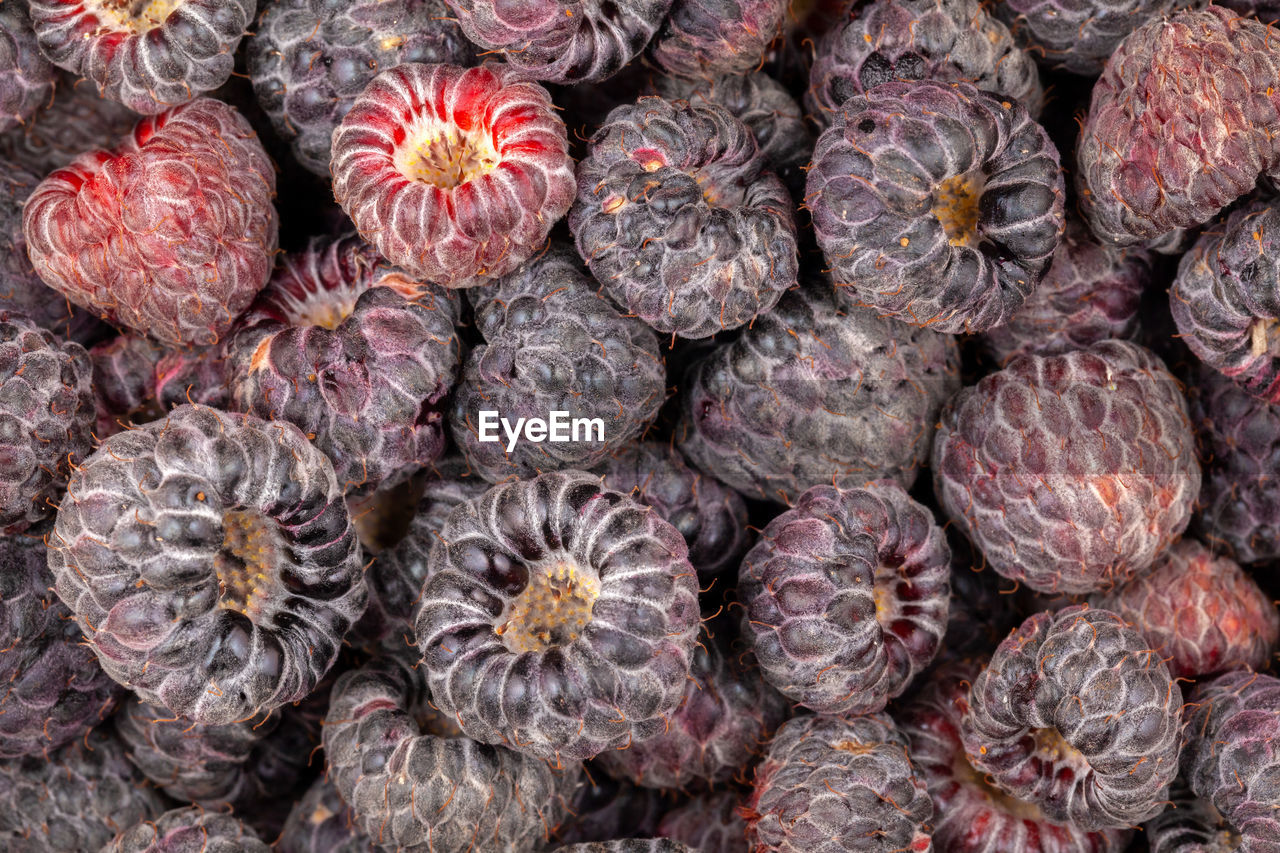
<box><xmin>1220</xmin><ymin>0</ymin><xmax>1280</xmax><ymax>23</ymax></box>
<box><xmin>649</xmin><ymin>0</ymin><xmax>788</xmax><ymax>79</ymax></box>
<box><xmin>556</xmin><ymin>772</ymin><xmax>671</xmax><ymax>845</ymax></box>
<box><xmin>807</xmin><ymin>80</ymin><xmax>1065</xmax><ymax>334</ymax></box>
<box><xmin>1077</xmin><ymin>7</ymin><xmax>1280</xmax><ymax>246</ymax></box>
<box><xmin>0</xmin><ymin>527</ymin><xmax>121</xmax><ymax>758</ymax></box>
<box><xmin>331</xmin><ymin>62</ymin><xmax>575</xmax><ymax>288</ymax></box>
<box><xmin>323</xmin><ymin>652</ymin><xmax>578</xmax><ymax>852</ymax></box>
<box><xmin>1190</xmin><ymin>365</ymin><xmax>1280</xmax><ymax>564</ymax></box>
<box><xmin>247</xmin><ymin>0</ymin><xmax>476</xmax><ymax>177</ymax></box>
<box><xmin>102</xmin><ymin>807</ymin><xmax>269</xmax><ymax>853</ymax></box>
<box><xmin>28</xmin><ymin>0</ymin><xmax>254</xmax><ymax>114</ymax></box>
<box><xmin>569</xmin><ymin>96</ymin><xmax>798</xmax><ymax>339</ymax></box>
<box><xmin>961</xmin><ymin>605</ymin><xmax>1183</xmax><ymax>830</ymax></box>
<box><xmin>228</xmin><ymin>233</ymin><xmax>461</xmax><ymax>495</ymax></box>
<box><xmin>745</xmin><ymin>713</ymin><xmax>934</xmax><ymax>853</ymax></box>
<box><xmin>900</xmin><ymin>660</ymin><xmax>1132</xmax><ymax>853</ymax></box>
<box><xmin>982</xmin><ymin>216</ymin><xmax>1154</xmax><ymax>364</ymax></box>
<box><xmin>992</xmin><ymin>0</ymin><xmax>1185</xmax><ymax>76</ymax></box>
<box><xmin>278</xmin><ymin>777</ymin><xmax>371</xmax><ymax>853</ymax></box>
<box><xmin>676</xmin><ymin>279</ymin><xmax>960</xmax><ymax>504</ymax></box>
<box><xmin>48</xmin><ymin>404</ymin><xmax>366</xmax><ymax>725</ymax></box>
<box><xmin>939</xmin><ymin>534</ymin><xmax>1025</xmax><ymax>662</ymax></box>
<box><xmin>806</xmin><ymin>0</ymin><xmax>1044</xmax><ymax>127</ymax></box>
<box><xmin>414</xmin><ymin>470</ymin><xmax>702</xmax><ymax>762</ymax></box>
<box><xmin>0</xmin><ymin>73</ymin><xmax>138</xmax><ymax>176</ymax></box>
<box><xmin>593</xmin><ymin>441</ymin><xmax>750</xmax><ymax>578</ymax></box>
<box><xmin>448</xmin><ymin>246</ymin><xmax>665</xmax><ymax>482</ymax></box>
<box><xmin>0</xmin><ymin>726</ymin><xmax>165</xmax><ymax>852</ymax></box>
<box><xmin>932</xmin><ymin>340</ymin><xmax>1200</xmax><ymax>594</ymax></box>
<box><xmin>1144</xmin><ymin>783</ymin><xmax>1240</xmax><ymax>853</ymax></box>
<box><xmin>593</xmin><ymin>631</ymin><xmax>789</xmax><ymax>790</ymax></box>
<box><xmin>1093</xmin><ymin>539</ymin><xmax>1279</xmax><ymax>679</ymax></box>
<box><xmin>22</xmin><ymin>98</ymin><xmax>279</xmax><ymax>347</ymax></box>
<box><xmin>0</xmin><ymin>1</ymin><xmax>55</xmax><ymax>133</ymax></box>
<box><xmin>444</xmin><ymin>0</ymin><xmax>672</xmax><ymax>84</ymax></box>
<box><xmin>89</xmin><ymin>333</ymin><xmax>163</xmax><ymax>438</ymax></box>
<box><xmin>657</xmin><ymin>791</ymin><xmax>748</xmax><ymax>853</ymax></box>
<box><xmin>739</xmin><ymin>481</ymin><xmax>950</xmax><ymax>715</ymax></box>
<box><xmin>153</xmin><ymin>343</ymin><xmax>230</xmax><ymax>412</ymax></box>
<box><xmin>0</xmin><ymin>310</ymin><xmax>95</xmax><ymax>534</ymax></box>
<box><xmin>1182</xmin><ymin>671</ymin><xmax>1280</xmax><ymax>851</ymax></box>
<box><xmin>1170</xmin><ymin>202</ymin><xmax>1280</xmax><ymax>402</ymax></box>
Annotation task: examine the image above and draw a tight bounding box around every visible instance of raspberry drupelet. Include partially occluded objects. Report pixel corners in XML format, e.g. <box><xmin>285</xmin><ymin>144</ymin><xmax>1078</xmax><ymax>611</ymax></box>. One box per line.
<box><xmin>48</xmin><ymin>404</ymin><xmax>367</xmax><ymax>725</ymax></box>
<box><xmin>330</xmin><ymin>62</ymin><xmax>575</xmax><ymax>288</ymax></box>
<box><xmin>28</xmin><ymin>0</ymin><xmax>255</xmax><ymax>114</ymax></box>
<box><xmin>414</xmin><ymin>470</ymin><xmax>702</xmax><ymax>762</ymax></box>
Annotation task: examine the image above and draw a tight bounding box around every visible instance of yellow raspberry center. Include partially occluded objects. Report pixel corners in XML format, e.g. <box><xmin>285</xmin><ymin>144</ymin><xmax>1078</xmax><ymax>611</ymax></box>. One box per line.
<box><xmin>91</xmin><ymin>0</ymin><xmax>183</xmax><ymax>32</ymax></box>
<box><xmin>953</xmin><ymin>753</ymin><xmax>1048</xmax><ymax>821</ymax></box>
<box><xmin>215</xmin><ymin>510</ymin><xmax>280</xmax><ymax>620</ymax></box>
<box><xmin>932</xmin><ymin>172</ymin><xmax>986</xmax><ymax>248</ymax></box>
<box><xmin>494</xmin><ymin>560</ymin><xmax>601</xmax><ymax>653</ymax></box>
<box><xmin>1032</xmin><ymin>726</ymin><xmax>1087</xmax><ymax>767</ymax></box>
<box><xmin>395</xmin><ymin>122</ymin><xmax>500</xmax><ymax>189</ymax></box>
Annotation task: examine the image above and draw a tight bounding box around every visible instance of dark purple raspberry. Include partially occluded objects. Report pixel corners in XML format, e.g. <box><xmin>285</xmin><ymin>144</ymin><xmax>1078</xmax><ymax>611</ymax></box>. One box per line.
<box><xmin>0</xmin><ymin>726</ymin><xmax>165</xmax><ymax>852</ymax></box>
<box><xmin>331</xmin><ymin>62</ymin><xmax>575</xmax><ymax>288</ymax></box>
<box><xmin>900</xmin><ymin>660</ymin><xmax>1132</xmax><ymax>853</ymax></box>
<box><xmin>323</xmin><ymin>652</ymin><xmax>578</xmax><ymax>852</ymax></box>
<box><xmin>89</xmin><ymin>333</ymin><xmax>162</xmax><ymax>438</ymax></box>
<box><xmin>1093</xmin><ymin>539</ymin><xmax>1279</xmax><ymax>680</ymax></box>
<box><xmin>0</xmin><ymin>310</ymin><xmax>95</xmax><ymax>534</ymax></box>
<box><xmin>1077</xmin><ymin>7</ymin><xmax>1280</xmax><ymax>246</ymax></box>
<box><xmin>153</xmin><ymin>343</ymin><xmax>230</xmax><ymax>411</ymax></box>
<box><xmin>1144</xmin><ymin>782</ymin><xmax>1240</xmax><ymax>853</ymax></box>
<box><xmin>0</xmin><ymin>1</ymin><xmax>55</xmax><ymax>133</ymax></box>
<box><xmin>593</xmin><ymin>631</ymin><xmax>789</xmax><ymax>790</ymax></box>
<box><xmin>982</xmin><ymin>216</ymin><xmax>1154</xmax><ymax>364</ymax></box>
<box><xmin>1220</xmin><ymin>0</ymin><xmax>1280</xmax><ymax>22</ymax></box>
<box><xmin>808</xmin><ymin>79</ymin><xmax>1065</xmax><ymax>334</ymax></box>
<box><xmin>649</xmin><ymin>0</ymin><xmax>787</xmax><ymax>79</ymax></box>
<box><xmin>22</xmin><ymin>98</ymin><xmax>279</xmax><ymax>347</ymax></box>
<box><xmin>278</xmin><ymin>777</ymin><xmax>372</xmax><ymax>853</ymax></box>
<box><xmin>28</xmin><ymin>0</ymin><xmax>254</xmax><ymax>114</ymax></box>
<box><xmin>933</xmin><ymin>340</ymin><xmax>1200</xmax><ymax>594</ymax></box>
<box><xmin>0</xmin><ymin>528</ymin><xmax>121</xmax><ymax>758</ymax></box>
<box><xmin>746</xmin><ymin>713</ymin><xmax>933</xmax><ymax>853</ymax></box>
<box><xmin>556</xmin><ymin>771</ymin><xmax>671</xmax><ymax>845</ymax></box>
<box><xmin>677</xmin><ymin>279</ymin><xmax>960</xmax><ymax>504</ymax></box>
<box><xmin>1182</xmin><ymin>671</ymin><xmax>1280</xmax><ymax>851</ymax></box>
<box><xmin>653</xmin><ymin>72</ymin><xmax>812</xmax><ymax>199</ymax></box>
<box><xmin>569</xmin><ymin>96</ymin><xmax>798</xmax><ymax>339</ymax></box>
<box><xmin>961</xmin><ymin>605</ymin><xmax>1183</xmax><ymax>830</ymax></box>
<box><xmin>102</xmin><ymin>807</ymin><xmax>269</xmax><ymax>853</ymax></box>
<box><xmin>1190</xmin><ymin>365</ymin><xmax>1280</xmax><ymax>564</ymax></box>
<box><xmin>444</xmin><ymin>0</ymin><xmax>672</xmax><ymax>84</ymax></box>
<box><xmin>939</xmin><ymin>532</ymin><xmax>1025</xmax><ymax>663</ymax></box>
<box><xmin>993</xmin><ymin>0</ymin><xmax>1185</xmax><ymax>76</ymax></box>
<box><xmin>555</xmin><ymin>843</ymin><xmax>697</xmax><ymax>853</ymax></box>
<box><xmin>806</xmin><ymin>0</ymin><xmax>1043</xmax><ymax>127</ymax></box>
<box><xmin>739</xmin><ymin>481</ymin><xmax>950</xmax><ymax>715</ymax></box>
<box><xmin>48</xmin><ymin>404</ymin><xmax>366</xmax><ymax>725</ymax></box>
<box><xmin>1170</xmin><ymin>202</ymin><xmax>1280</xmax><ymax>402</ymax></box>
<box><xmin>0</xmin><ymin>73</ymin><xmax>138</xmax><ymax>176</ymax></box>
<box><xmin>593</xmin><ymin>441</ymin><xmax>749</xmax><ymax>578</ymax></box>
<box><xmin>415</xmin><ymin>470</ymin><xmax>702</xmax><ymax>762</ymax></box>
<box><xmin>657</xmin><ymin>791</ymin><xmax>747</xmax><ymax>853</ymax></box>
<box><xmin>229</xmin><ymin>233</ymin><xmax>461</xmax><ymax>495</ymax></box>
<box><xmin>448</xmin><ymin>246</ymin><xmax>665</xmax><ymax>483</ymax></box>
<box><xmin>247</xmin><ymin>0</ymin><xmax>476</xmax><ymax>177</ymax></box>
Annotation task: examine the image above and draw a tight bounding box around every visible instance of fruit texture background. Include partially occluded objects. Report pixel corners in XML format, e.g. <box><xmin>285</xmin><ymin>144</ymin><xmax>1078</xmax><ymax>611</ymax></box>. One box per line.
<box><xmin>3</xmin><ymin>0</ymin><xmax>1280</xmax><ymax>850</ymax></box>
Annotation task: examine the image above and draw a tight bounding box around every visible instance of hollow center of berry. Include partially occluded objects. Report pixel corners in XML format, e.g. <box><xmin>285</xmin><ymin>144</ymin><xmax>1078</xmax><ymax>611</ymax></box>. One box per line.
<box><xmin>951</xmin><ymin>753</ymin><xmax>1047</xmax><ymax>822</ymax></box>
<box><xmin>394</xmin><ymin>121</ymin><xmax>500</xmax><ymax>189</ymax></box>
<box><xmin>1249</xmin><ymin>317</ymin><xmax>1280</xmax><ymax>359</ymax></box>
<box><xmin>214</xmin><ymin>510</ymin><xmax>282</xmax><ymax>620</ymax></box>
<box><xmin>932</xmin><ymin>172</ymin><xmax>985</xmax><ymax>248</ymax></box>
<box><xmin>494</xmin><ymin>560</ymin><xmax>601</xmax><ymax>653</ymax></box>
<box><xmin>1031</xmin><ymin>726</ymin><xmax>1086</xmax><ymax>767</ymax></box>
<box><xmin>92</xmin><ymin>0</ymin><xmax>182</xmax><ymax>32</ymax></box>
<box><xmin>872</xmin><ymin>562</ymin><xmax>904</xmax><ymax>623</ymax></box>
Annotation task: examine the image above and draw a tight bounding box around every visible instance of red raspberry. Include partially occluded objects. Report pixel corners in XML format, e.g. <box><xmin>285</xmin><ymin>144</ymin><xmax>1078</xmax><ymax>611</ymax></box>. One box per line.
<box><xmin>22</xmin><ymin>98</ymin><xmax>278</xmax><ymax>347</ymax></box>
<box><xmin>331</xmin><ymin>63</ymin><xmax>575</xmax><ymax>288</ymax></box>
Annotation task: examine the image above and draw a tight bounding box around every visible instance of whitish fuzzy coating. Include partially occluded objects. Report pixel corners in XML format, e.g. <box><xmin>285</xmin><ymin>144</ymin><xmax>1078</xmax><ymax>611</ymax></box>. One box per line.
<box><xmin>993</xmin><ymin>0</ymin><xmax>1185</xmax><ymax>76</ymax></box>
<box><xmin>331</xmin><ymin>62</ymin><xmax>574</xmax><ymax>287</ymax></box>
<box><xmin>739</xmin><ymin>481</ymin><xmax>950</xmax><ymax>715</ymax></box>
<box><xmin>933</xmin><ymin>340</ymin><xmax>1200</xmax><ymax>594</ymax></box>
<box><xmin>746</xmin><ymin>713</ymin><xmax>934</xmax><ymax>853</ymax></box>
<box><xmin>28</xmin><ymin>0</ymin><xmax>254</xmax><ymax>114</ymax></box>
<box><xmin>415</xmin><ymin>470</ymin><xmax>701</xmax><ymax>762</ymax></box>
<box><xmin>102</xmin><ymin>807</ymin><xmax>269</xmax><ymax>853</ymax></box>
<box><xmin>0</xmin><ymin>2</ymin><xmax>55</xmax><ymax>133</ymax></box>
<box><xmin>444</xmin><ymin>0</ymin><xmax>672</xmax><ymax>84</ymax></box>
<box><xmin>808</xmin><ymin>80</ymin><xmax>1065</xmax><ymax>334</ymax></box>
<box><xmin>48</xmin><ymin>405</ymin><xmax>366</xmax><ymax>725</ymax></box>
<box><xmin>323</xmin><ymin>653</ymin><xmax>579</xmax><ymax>852</ymax></box>
<box><xmin>22</xmin><ymin>98</ymin><xmax>278</xmax><ymax>347</ymax></box>
<box><xmin>1144</xmin><ymin>782</ymin><xmax>1240</xmax><ymax>853</ymax></box>
<box><xmin>649</xmin><ymin>0</ymin><xmax>787</xmax><ymax>79</ymax></box>
<box><xmin>677</xmin><ymin>280</ymin><xmax>960</xmax><ymax>503</ymax></box>
<box><xmin>1078</xmin><ymin>7</ymin><xmax>1280</xmax><ymax>245</ymax></box>
<box><xmin>962</xmin><ymin>606</ymin><xmax>1183</xmax><ymax>830</ymax></box>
